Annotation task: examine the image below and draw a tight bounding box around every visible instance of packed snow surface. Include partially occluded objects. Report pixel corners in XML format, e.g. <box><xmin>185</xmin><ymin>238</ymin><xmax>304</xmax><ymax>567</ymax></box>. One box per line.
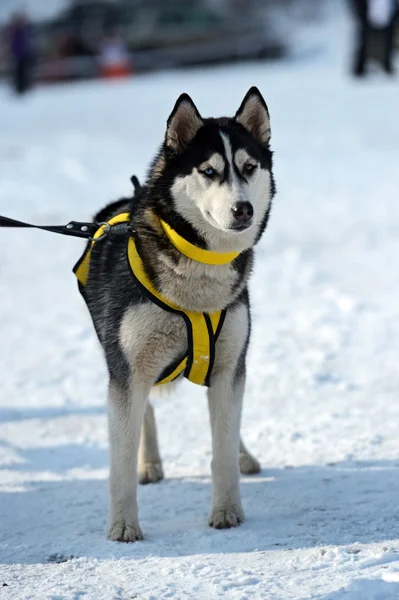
<box><xmin>1</xmin><ymin>6</ymin><xmax>399</xmax><ymax>599</ymax></box>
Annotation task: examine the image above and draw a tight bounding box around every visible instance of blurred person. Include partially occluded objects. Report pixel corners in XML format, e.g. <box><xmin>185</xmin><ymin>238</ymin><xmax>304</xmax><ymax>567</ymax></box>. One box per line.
<box><xmin>349</xmin><ymin>0</ymin><xmax>398</xmax><ymax>76</ymax></box>
<box><xmin>98</xmin><ymin>31</ymin><xmax>131</xmax><ymax>79</ymax></box>
<box><xmin>6</xmin><ymin>11</ymin><xmax>34</xmax><ymax>94</ymax></box>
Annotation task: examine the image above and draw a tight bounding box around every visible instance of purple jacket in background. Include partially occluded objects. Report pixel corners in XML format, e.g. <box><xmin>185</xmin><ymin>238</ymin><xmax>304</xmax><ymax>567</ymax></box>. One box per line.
<box><xmin>10</xmin><ymin>24</ymin><xmax>32</xmax><ymax>60</ymax></box>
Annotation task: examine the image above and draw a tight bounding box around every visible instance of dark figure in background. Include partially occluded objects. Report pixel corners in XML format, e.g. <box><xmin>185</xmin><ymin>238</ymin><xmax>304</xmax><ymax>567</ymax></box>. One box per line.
<box><xmin>7</xmin><ymin>13</ymin><xmax>34</xmax><ymax>94</ymax></box>
<box><xmin>349</xmin><ymin>0</ymin><xmax>398</xmax><ymax>76</ymax></box>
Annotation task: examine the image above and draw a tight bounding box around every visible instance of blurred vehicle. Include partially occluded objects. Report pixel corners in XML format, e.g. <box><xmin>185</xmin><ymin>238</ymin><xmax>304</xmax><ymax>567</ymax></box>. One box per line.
<box><xmin>27</xmin><ymin>0</ymin><xmax>285</xmax><ymax>83</ymax></box>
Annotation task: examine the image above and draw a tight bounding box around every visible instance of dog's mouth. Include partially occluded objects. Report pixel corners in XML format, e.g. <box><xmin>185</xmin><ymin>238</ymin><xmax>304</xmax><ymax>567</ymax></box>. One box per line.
<box><xmin>205</xmin><ymin>211</ymin><xmax>253</xmax><ymax>234</ymax></box>
<box><xmin>228</xmin><ymin>222</ymin><xmax>253</xmax><ymax>232</ymax></box>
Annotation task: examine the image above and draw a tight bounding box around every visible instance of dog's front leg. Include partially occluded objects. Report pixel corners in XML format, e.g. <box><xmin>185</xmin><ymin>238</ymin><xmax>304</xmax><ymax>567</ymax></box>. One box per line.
<box><xmin>208</xmin><ymin>372</ymin><xmax>244</xmax><ymax>529</ymax></box>
<box><xmin>107</xmin><ymin>377</ymin><xmax>148</xmax><ymax>542</ymax></box>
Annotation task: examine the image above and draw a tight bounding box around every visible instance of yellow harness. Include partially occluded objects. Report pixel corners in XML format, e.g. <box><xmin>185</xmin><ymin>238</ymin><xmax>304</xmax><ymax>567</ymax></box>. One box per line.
<box><xmin>74</xmin><ymin>212</ymin><xmax>238</xmax><ymax>387</ymax></box>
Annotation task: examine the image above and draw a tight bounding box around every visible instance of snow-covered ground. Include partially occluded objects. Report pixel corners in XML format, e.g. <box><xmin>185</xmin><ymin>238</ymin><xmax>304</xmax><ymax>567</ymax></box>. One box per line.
<box><xmin>1</xmin><ymin>5</ymin><xmax>399</xmax><ymax>599</ymax></box>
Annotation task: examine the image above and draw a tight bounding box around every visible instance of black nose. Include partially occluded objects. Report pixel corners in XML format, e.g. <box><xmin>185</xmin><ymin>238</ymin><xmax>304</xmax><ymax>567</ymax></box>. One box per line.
<box><xmin>231</xmin><ymin>201</ymin><xmax>253</xmax><ymax>223</ymax></box>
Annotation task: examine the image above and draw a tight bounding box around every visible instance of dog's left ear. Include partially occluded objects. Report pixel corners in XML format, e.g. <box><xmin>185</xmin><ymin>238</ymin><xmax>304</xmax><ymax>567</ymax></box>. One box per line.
<box><xmin>166</xmin><ymin>93</ymin><xmax>204</xmax><ymax>154</ymax></box>
<box><xmin>235</xmin><ymin>87</ymin><xmax>271</xmax><ymax>146</ymax></box>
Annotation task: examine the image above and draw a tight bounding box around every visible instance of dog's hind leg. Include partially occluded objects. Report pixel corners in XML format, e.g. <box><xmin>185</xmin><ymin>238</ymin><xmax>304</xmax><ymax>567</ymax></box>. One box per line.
<box><xmin>207</xmin><ymin>373</ymin><xmax>244</xmax><ymax>529</ymax></box>
<box><xmin>239</xmin><ymin>438</ymin><xmax>261</xmax><ymax>475</ymax></box>
<box><xmin>138</xmin><ymin>401</ymin><xmax>164</xmax><ymax>484</ymax></box>
<box><xmin>107</xmin><ymin>377</ymin><xmax>148</xmax><ymax>542</ymax></box>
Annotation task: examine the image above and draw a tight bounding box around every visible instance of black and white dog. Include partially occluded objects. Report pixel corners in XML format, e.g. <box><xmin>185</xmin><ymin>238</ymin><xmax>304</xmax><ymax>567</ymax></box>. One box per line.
<box><xmin>75</xmin><ymin>87</ymin><xmax>276</xmax><ymax>542</ymax></box>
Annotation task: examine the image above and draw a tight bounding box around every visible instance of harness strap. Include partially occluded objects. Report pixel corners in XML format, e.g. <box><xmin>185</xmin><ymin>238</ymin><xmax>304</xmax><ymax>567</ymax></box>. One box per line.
<box><xmin>74</xmin><ymin>212</ymin><xmax>132</xmax><ymax>286</ymax></box>
<box><xmin>73</xmin><ymin>211</ymin><xmax>226</xmax><ymax>387</ymax></box>
<box><xmin>127</xmin><ymin>237</ymin><xmax>224</xmax><ymax>386</ymax></box>
<box><xmin>0</xmin><ymin>214</ymin><xmax>97</xmax><ymax>239</ymax></box>
<box><xmin>160</xmin><ymin>219</ymin><xmax>240</xmax><ymax>265</ymax></box>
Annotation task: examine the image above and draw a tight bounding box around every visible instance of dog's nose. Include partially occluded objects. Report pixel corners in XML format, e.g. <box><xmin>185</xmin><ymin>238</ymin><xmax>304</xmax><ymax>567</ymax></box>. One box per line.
<box><xmin>231</xmin><ymin>201</ymin><xmax>253</xmax><ymax>223</ymax></box>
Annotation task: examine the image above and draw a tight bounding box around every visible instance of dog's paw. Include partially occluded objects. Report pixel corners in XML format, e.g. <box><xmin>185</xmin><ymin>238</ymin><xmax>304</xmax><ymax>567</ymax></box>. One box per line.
<box><xmin>239</xmin><ymin>452</ymin><xmax>261</xmax><ymax>475</ymax></box>
<box><xmin>208</xmin><ymin>505</ymin><xmax>244</xmax><ymax>529</ymax></box>
<box><xmin>138</xmin><ymin>462</ymin><xmax>164</xmax><ymax>485</ymax></box>
<box><xmin>107</xmin><ymin>520</ymin><xmax>143</xmax><ymax>543</ymax></box>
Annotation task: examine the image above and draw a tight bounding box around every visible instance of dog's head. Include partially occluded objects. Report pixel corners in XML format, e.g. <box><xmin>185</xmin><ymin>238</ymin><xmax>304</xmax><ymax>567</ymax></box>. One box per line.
<box><xmin>150</xmin><ymin>87</ymin><xmax>275</xmax><ymax>252</ymax></box>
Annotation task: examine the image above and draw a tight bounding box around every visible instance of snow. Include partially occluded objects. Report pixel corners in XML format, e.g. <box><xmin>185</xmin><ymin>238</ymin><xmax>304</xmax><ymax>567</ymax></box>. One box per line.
<box><xmin>1</xmin><ymin>3</ymin><xmax>399</xmax><ymax>598</ymax></box>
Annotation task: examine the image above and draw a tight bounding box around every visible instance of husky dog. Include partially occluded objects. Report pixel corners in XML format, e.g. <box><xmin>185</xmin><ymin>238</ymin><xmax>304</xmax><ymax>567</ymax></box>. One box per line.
<box><xmin>75</xmin><ymin>87</ymin><xmax>275</xmax><ymax>542</ymax></box>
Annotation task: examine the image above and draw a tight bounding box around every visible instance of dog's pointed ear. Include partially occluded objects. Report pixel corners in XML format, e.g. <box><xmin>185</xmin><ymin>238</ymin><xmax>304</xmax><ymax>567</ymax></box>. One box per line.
<box><xmin>166</xmin><ymin>93</ymin><xmax>204</xmax><ymax>154</ymax></box>
<box><xmin>235</xmin><ymin>87</ymin><xmax>271</xmax><ymax>146</ymax></box>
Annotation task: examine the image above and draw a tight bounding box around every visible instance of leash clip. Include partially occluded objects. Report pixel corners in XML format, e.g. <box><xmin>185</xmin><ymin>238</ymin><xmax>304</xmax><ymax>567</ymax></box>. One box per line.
<box><xmin>91</xmin><ymin>221</ymin><xmax>133</xmax><ymax>243</ymax></box>
<box><xmin>92</xmin><ymin>222</ymin><xmax>110</xmax><ymax>242</ymax></box>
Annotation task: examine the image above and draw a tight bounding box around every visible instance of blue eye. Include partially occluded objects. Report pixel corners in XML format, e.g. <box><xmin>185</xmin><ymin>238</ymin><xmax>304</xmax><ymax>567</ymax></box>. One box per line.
<box><xmin>202</xmin><ymin>167</ymin><xmax>215</xmax><ymax>178</ymax></box>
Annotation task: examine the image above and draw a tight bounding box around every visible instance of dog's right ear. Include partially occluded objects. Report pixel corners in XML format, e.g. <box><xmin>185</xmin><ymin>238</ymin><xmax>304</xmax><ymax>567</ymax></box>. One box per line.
<box><xmin>166</xmin><ymin>94</ymin><xmax>204</xmax><ymax>154</ymax></box>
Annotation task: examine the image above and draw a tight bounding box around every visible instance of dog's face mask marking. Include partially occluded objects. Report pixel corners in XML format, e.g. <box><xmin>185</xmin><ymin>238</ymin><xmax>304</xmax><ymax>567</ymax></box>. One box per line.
<box><xmin>162</xmin><ymin>88</ymin><xmax>273</xmax><ymax>251</ymax></box>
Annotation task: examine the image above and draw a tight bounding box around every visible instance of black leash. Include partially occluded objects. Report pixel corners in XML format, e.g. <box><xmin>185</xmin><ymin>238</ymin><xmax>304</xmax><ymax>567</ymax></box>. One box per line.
<box><xmin>0</xmin><ymin>214</ymin><xmax>97</xmax><ymax>239</ymax></box>
<box><xmin>0</xmin><ymin>174</ymin><xmax>141</xmax><ymax>241</ymax></box>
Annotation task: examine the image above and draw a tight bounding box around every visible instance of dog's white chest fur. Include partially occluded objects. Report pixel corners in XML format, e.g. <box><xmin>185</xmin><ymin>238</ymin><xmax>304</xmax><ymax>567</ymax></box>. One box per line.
<box><xmin>156</xmin><ymin>254</ymin><xmax>239</xmax><ymax>313</ymax></box>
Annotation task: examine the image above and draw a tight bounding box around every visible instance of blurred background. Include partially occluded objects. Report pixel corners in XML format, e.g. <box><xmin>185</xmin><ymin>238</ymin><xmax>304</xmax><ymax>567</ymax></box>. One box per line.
<box><xmin>0</xmin><ymin>0</ymin><xmax>325</xmax><ymax>86</ymax></box>
<box><xmin>1</xmin><ymin>0</ymin><xmax>396</xmax><ymax>89</ymax></box>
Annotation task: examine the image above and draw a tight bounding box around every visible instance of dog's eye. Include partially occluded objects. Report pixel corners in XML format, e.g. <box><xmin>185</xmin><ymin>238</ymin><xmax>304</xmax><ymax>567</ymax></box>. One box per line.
<box><xmin>201</xmin><ymin>167</ymin><xmax>216</xmax><ymax>178</ymax></box>
<box><xmin>243</xmin><ymin>163</ymin><xmax>257</xmax><ymax>175</ymax></box>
